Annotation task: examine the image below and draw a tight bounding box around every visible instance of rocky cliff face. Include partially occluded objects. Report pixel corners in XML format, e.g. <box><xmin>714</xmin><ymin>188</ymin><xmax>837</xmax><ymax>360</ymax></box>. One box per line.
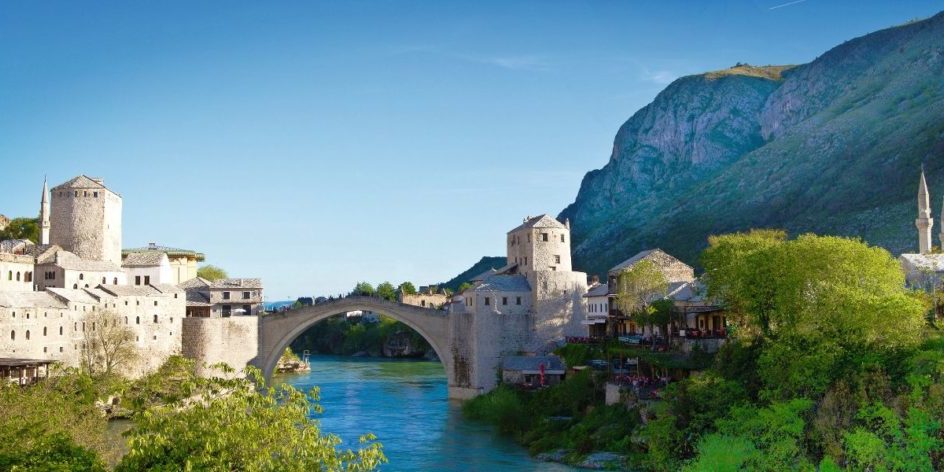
<box><xmin>561</xmin><ymin>12</ymin><xmax>944</xmax><ymax>276</ymax></box>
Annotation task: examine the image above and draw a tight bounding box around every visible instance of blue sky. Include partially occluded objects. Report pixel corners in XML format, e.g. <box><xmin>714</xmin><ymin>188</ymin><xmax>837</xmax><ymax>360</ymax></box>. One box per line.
<box><xmin>1</xmin><ymin>1</ymin><xmax>941</xmax><ymax>299</ymax></box>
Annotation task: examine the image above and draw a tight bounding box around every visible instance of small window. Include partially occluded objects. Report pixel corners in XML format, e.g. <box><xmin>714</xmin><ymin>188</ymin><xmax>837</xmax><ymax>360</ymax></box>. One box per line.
<box><xmin>25</xmin><ymin>330</ymin><xmax>30</xmax><ymax>340</ymax></box>
<box><xmin>144</xmin><ymin>275</ymin><xmax>150</xmax><ymax>285</ymax></box>
<box><xmin>43</xmin><ymin>327</ymin><xmax>47</xmax><ymax>336</ymax></box>
<box><xmin>243</xmin><ymin>291</ymin><xmax>250</xmax><ymax>299</ymax></box>
<box><xmin>484</xmin><ymin>297</ymin><xmax>490</xmax><ymax>306</ymax></box>
<box><xmin>10</xmin><ymin>330</ymin><xmax>14</xmax><ymax>341</ymax></box>
<box><xmin>15</xmin><ymin>272</ymin><xmax>20</xmax><ymax>281</ymax></box>
<box><xmin>136</xmin><ymin>316</ymin><xmax>140</xmax><ymax>325</ymax></box>
<box><xmin>79</xmin><ymin>273</ymin><xmax>84</xmax><ymax>280</ymax></box>
<box><xmin>154</xmin><ymin>300</ymin><xmax>158</xmax><ymax>306</ymax></box>
<box><xmin>541</xmin><ymin>233</ymin><xmax>548</xmax><ymax>242</ymax></box>
<box><xmin>59</xmin><ymin>346</ymin><xmax>63</xmax><ymax>353</ymax></box>
<box><xmin>516</xmin><ymin>296</ymin><xmax>522</xmax><ymax>305</ymax></box>
<box><xmin>73</xmin><ymin>284</ymin><xmax>78</xmax><ymax>289</ymax></box>
<box><xmin>93</xmin><ymin>191</ymin><xmax>98</xmax><ymax>197</ymax></box>
<box><xmin>113</xmin><ymin>277</ymin><xmax>118</xmax><ymax>284</ymax></box>
<box><xmin>554</xmin><ymin>255</ymin><xmax>561</xmax><ymax>264</ymax></box>
<box><xmin>561</xmin><ymin>234</ymin><xmax>565</xmax><ymax>243</ymax></box>
<box><xmin>502</xmin><ymin>297</ymin><xmax>508</xmax><ymax>305</ymax></box>
<box><xmin>223</xmin><ymin>292</ymin><xmax>231</xmax><ymax>300</ymax></box>
<box><xmin>135</xmin><ymin>276</ymin><xmax>141</xmax><ymax>285</ymax></box>
<box><xmin>153</xmin><ymin>314</ymin><xmax>158</xmax><ymax>323</ymax></box>
<box><xmin>102</xmin><ymin>277</ymin><xmax>106</xmax><ymax>284</ymax></box>
<box><xmin>59</xmin><ymin>326</ymin><xmax>63</xmax><ymax>335</ymax></box>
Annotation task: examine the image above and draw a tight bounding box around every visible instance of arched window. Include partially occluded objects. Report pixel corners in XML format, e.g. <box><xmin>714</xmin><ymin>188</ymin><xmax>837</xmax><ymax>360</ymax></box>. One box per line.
<box><xmin>25</xmin><ymin>330</ymin><xmax>30</xmax><ymax>340</ymax></box>
<box><xmin>15</xmin><ymin>272</ymin><xmax>20</xmax><ymax>281</ymax></box>
<box><xmin>73</xmin><ymin>284</ymin><xmax>78</xmax><ymax>289</ymax></box>
<box><xmin>102</xmin><ymin>277</ymin><xmax>106</xmax><ymax>284</ymax></box>
<box><xmin>113</xmin><ymin>277</ymin><xmax>118</xmax><ymax>285</ymax></box>
<box><xmin>6</xmin><ymin>271</ymin><xmax>11</xmax><ymax>280</ymax></box>
<box><xmin>79</xmin><ymin>273</ymin><xmax>84</xmax><ymax>280</ymax></box>
<box><xmin>26</xmin><ymin>272</ymin><xmax>32</xmax><ymax>282</ymax></box>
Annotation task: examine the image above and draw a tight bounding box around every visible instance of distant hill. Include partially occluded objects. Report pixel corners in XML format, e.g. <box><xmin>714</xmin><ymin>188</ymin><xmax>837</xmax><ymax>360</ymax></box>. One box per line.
<box><xmin>436</xmin><ymin>256</ymin><xmax>506</xmax><ymax>293</ymax></box>
<box><xmin>560</xmin><ymin>12</ymin><xmax>944</xmax><ymax>277</ymax></box>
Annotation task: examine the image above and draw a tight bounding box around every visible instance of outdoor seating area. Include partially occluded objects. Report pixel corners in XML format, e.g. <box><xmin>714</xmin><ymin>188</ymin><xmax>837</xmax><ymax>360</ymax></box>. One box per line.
<box><xmin>0</xmin><ymin>358</ymin><xmax>53</xmax><ymax>386</ymax></box>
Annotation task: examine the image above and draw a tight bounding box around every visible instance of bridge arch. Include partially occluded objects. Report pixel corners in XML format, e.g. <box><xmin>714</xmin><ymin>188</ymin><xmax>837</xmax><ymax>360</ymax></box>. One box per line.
<box><xmin>253</xmin><ymin>296</ymin><xmax>454</xmax><ymax>388</ymax></box>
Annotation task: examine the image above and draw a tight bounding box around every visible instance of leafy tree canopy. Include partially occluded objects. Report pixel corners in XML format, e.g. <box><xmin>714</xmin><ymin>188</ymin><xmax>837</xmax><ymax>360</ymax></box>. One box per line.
<box><xmin>0</xmin><ymin>217</ymin><xmax>39</xmax><ymax>243</ymax></box>
<box><xmin>352</xmin><ymin>282</ymin><xmax>375</xmax><ymax>297</ymax></box>
<box><xmin>376</xmin><ymin>282</ymin><xmax>397</xmax><ymax>301</ymax></box>
<box><xmin>197</xmin><ymin>264</ymin><xmax>228</xmax><ymax>281</ymax></box>
<box><xmin>397</xmin><ymin>282</ymin><xmax>417</xmax><ymax>296</ymax></box>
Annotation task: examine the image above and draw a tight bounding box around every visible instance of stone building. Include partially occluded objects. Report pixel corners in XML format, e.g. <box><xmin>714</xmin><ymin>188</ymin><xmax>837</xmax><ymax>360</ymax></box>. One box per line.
<box><xmin>0</xmin><ymin>240</ymin><xmax>35</xmax><ymax>292</ymax></box>
<box><xmin>400</xmin><ymin>286</ymin><xmax>449</xmax><ymax>309</ymax></box>
<box><xmin>34</xmin><ymin>246</ymin><xmax>127</xmax><ymax>291</ymax></box>
<box><xmin>123</xmin><ymin>251</ymin><xmax>172</xmax><ymax>286</ymax></box>
<box><xmin>0</xmin><ymin>284</ymin><xmax>183</xmax><ymax>376</ymax></box>
<box><xmin>122</xmin><ymin>243</ymin><xmax>205</xmax><ymax>285</ymax></box>
<box><xmin>48</xmin><ymin>176</ymin><xmax>122</xmax><ymax>266</ymax></box>
<box><xmin>180</xmin><ymin>277</ymin><xmax>264</xmax><ymax>318</ymax></box>
<box><xmin>449</xmin><ymin>214</ymin><xmax>588</xmax><ymax>393</ymax></box>
<box><xmin>900</xmin><ymin>169</ymin><xmax>944</xmax><ymax>293</ymax></box>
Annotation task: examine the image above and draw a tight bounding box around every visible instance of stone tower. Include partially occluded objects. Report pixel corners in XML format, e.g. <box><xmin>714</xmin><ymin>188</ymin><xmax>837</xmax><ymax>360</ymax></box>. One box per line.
<box><xmin>39</xmin><ymin>177</ymin><xmax>50</xmax><ymax>245</ymax></box>
<box><xmin>49</xmin><ymin>176</ymin><xmax>122</xmax><ymax>265</ymax></box>
<box><xmin>506</xmin><ymin>214</ymin><xmax>573</xmax><ymax>275</ymax></box>
<box><xmin>917</xmin><ymin>169</ymin><xmax>934</xmax><ymax>254</ymax></box>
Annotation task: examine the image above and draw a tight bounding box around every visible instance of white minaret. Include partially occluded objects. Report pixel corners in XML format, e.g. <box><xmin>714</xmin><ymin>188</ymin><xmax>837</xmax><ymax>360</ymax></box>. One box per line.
<box><xmin>917</xmin><ymin>168</ymin><xmax>933</xmax><ymax>254</ymax></box>
<box><xmin>39</xmin><ymin>176</ymin><xmax>50</xmax><ymax>245</ymax></box>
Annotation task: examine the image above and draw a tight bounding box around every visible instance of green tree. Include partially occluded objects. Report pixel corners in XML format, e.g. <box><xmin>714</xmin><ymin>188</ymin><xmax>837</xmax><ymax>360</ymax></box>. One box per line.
<box><xmin>376</xmin><ymin>282</ymin><xmax>397</xmax><ymax>301</ymax></box>
<box><xmin>197</xmin><ymin>264</ymin><xmax>228</xmax><ymax>281</ymax></box>
<box><xmin>457</xmin><ymin>282</ymin><xmax>473</xmax><ymax>293</ymax></box>
<box><xmin>397</xmin><ymin>282</ymin><xmax>417</xmax><ymax>296</ymax></box>
<box><xmin>352</xmin><ymin>282</ymin><xmax>375</xmax><ymax>297</ymax></box>
<box><xmin>117</xmin><ymin>367</ymin><xmax>385</xmax><ymax>471</ymax></box>
<box><xmin>702</xmin><ymin>232</ymin><xmax>928</xmax><ymax>399</ymax></box>
<box><xmin>0</xmin><ymin>217</ymin><xmax>39</xmax><ymax>243</ymax></box>
<box><xmin>615</xmin><ymin>259</ymin><xmax>668</xmax><ymax>342</ymax></box>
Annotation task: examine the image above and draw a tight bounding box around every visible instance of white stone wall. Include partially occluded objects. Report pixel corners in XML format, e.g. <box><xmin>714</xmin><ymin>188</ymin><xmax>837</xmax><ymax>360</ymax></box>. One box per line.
<box><xmin>49</xmin><ymin>184</ymin><xmax>122</xmax><ymax>265</ymax></box>
<box><xmin>527</xmin><ymin>270</ymin><xmax>589</xmax><ymax>348</ymax></box>
<box><xmin>35</xmin><ymin>264</ymin><xmax>127</xmax><ymax>291</ymax></box>
<box><xmin>0</xmin><ymin>257</ymin><xmax>35</xmax><ymax>292</ymax></box>
<box><xmin>125</xmin><ymin>261</ymin><xmax>172</xmax><ymax>286</ymax></box>
<box><xmin>182</xmin><ymin>317</ymin><xmax>259</xmax><ymax>378</ymax></box>
<box><xmin>0</xmin><ymin>289</ymin><xmax>183</xmax><ymax>377</ymax></box>
<box><xmin>507</xmin><ymin>227</ymin><xmax>572</xmax><ymax>275</ymax></box>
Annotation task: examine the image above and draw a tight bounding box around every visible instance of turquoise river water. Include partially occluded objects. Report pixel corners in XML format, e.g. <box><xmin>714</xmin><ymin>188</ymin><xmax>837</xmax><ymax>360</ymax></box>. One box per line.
<box><xmin>275</xmin><ymin>355</ymin><xmax>576</xmax><ymax>471</ymax></box>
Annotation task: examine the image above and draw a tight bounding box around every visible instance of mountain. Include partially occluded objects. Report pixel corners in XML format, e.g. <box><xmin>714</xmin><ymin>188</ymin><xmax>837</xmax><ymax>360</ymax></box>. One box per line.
<box><xmin>437</xmin><ymin>256</ymin><xmax>506</xmax><ymax>293</ymax></box>
<box><xmin>561</xmin><ymin>13</ymin><xmax>944</xmax><ymax>277</ymax></box>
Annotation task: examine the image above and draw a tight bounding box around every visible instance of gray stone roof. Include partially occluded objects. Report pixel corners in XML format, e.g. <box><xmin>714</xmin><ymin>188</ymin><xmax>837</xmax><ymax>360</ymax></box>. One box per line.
<box><xmin>0</xmin><ymin>291</ymin><xmax>68</xmax><ymax>309</ymax></box>
<box><xmin>208</xmin><ymin>278</ymin><xmax>262</xmax><ymax>289</ymax></box>
<box><xmin>178</xmin><ymin>277</ymin><xmax>210</xmax><ymax>290</ymax></box>
<box><xmin>507</xmin><ymin>214</ymin><xmax>567</xmax><ymax>233</ymax></box>
<box><xmin>46</xmin><ymin>288</ymin><xmax>101</xmax><ymax>304</ymax></box>
<box><xmin>151</xmin><ymin>283</ymin><xmax>184</xmax><ymax>295</ymax></box>
<box><xmin>608</xmin><ymin>248</ymin><xmax>691</xmax><ymax>275</ymax></box>
<box><xmin>122</xmin><ymin>251</ymin><xmax>168</xmax><ymax>267</ymax></box>
<box><xmin>99</xmin><ymin>285</ymin><xmax>164</xmax><ymax>297</ymax></box>
<box><xmin>43</xmin><ymin>249</ymin><xmax>122</xmax><ymax>272</ymax></box>
<box><xmin>584</xmin><ymin>283</ymin><xmax>610</xmax><ymax>298</ymax></box>
<box><xmin>51</xmin><ymin>175</ymin><xmax>107</xmax><ymax>191</ymax></box>
<box><xmin>473</xmin><ymin>274</ymin><xmax>531</xmax><ymax>293</ymax></box>
<box><xmin>502</xmin><ymin>355</ymin><xmax>566</xmax><ymax>373</ymax></box>
<box><xmin>185</xmin><ymin>291</ymin><xmax>211</xmax><ymax>306</ymax></box>
<box><xmin>900</xmin><ymin>253</ymin><xmax>944</xmax><ymax>272</ymax></box>
<box><xmin>0</xmin><ymin>239</ymin><xmax>34</xmax><ymax>254</ymax></box>
<box><xmin>122</xmin><ymin>245</ymin><xmax>205</xmax><ymax>261</ymax></box>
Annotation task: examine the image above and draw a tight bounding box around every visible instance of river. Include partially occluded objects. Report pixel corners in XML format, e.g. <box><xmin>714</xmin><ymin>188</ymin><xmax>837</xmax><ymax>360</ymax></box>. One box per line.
<box><xmin>275</xmin><ymin>355</ymin><xmax>576</xmax><ymax>471</ymax></box>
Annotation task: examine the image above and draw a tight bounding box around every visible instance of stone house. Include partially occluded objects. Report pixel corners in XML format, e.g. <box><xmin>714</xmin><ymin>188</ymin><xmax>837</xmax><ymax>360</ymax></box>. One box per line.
<box><xmin>501</xmin><ymin>355</ymin><xmax>566</xmax><ymax>388</ymax></box>
<box><xmin>122</xmin><ymin>251</ymin><xmax>173</xmax><ymax>286</ymax></box>
<box><xmin>400</xmin><ymin>286</ymin><xmax>449</xmax><ymax>309</ymax></box>
<box><xmin>122</xmin><ymin>243</ymin><xmax>205</xmax><ymax>285</ymax></box>
<box><xmin>34</xmin><ymin>246</ymin><xmax>127</xmax><ymax>291</ymax></box>
<box><xmin>180</xmin><ymin>277</ymin><xmax>264</xmax><ymax>318</ymax></box>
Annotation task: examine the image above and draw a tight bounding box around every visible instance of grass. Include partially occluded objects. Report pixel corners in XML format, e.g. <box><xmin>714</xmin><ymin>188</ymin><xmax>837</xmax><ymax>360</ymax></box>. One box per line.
<box><xmin>704</xmin><ymin>64</ymin><xmax>794</xmax><ymax>81</ymax></box>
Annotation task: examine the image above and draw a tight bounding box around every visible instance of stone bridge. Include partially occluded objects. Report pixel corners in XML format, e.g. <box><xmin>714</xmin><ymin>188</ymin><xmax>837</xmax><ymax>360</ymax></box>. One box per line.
<box><xmin>183</xmin><ymin>296</ymin><xmax>482</xmax><ymax>399</ymax></box>
<box><xmin>251</xmin><ymin>296</ymin><xmax>456</xmax><ymax>389</ymax></box>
